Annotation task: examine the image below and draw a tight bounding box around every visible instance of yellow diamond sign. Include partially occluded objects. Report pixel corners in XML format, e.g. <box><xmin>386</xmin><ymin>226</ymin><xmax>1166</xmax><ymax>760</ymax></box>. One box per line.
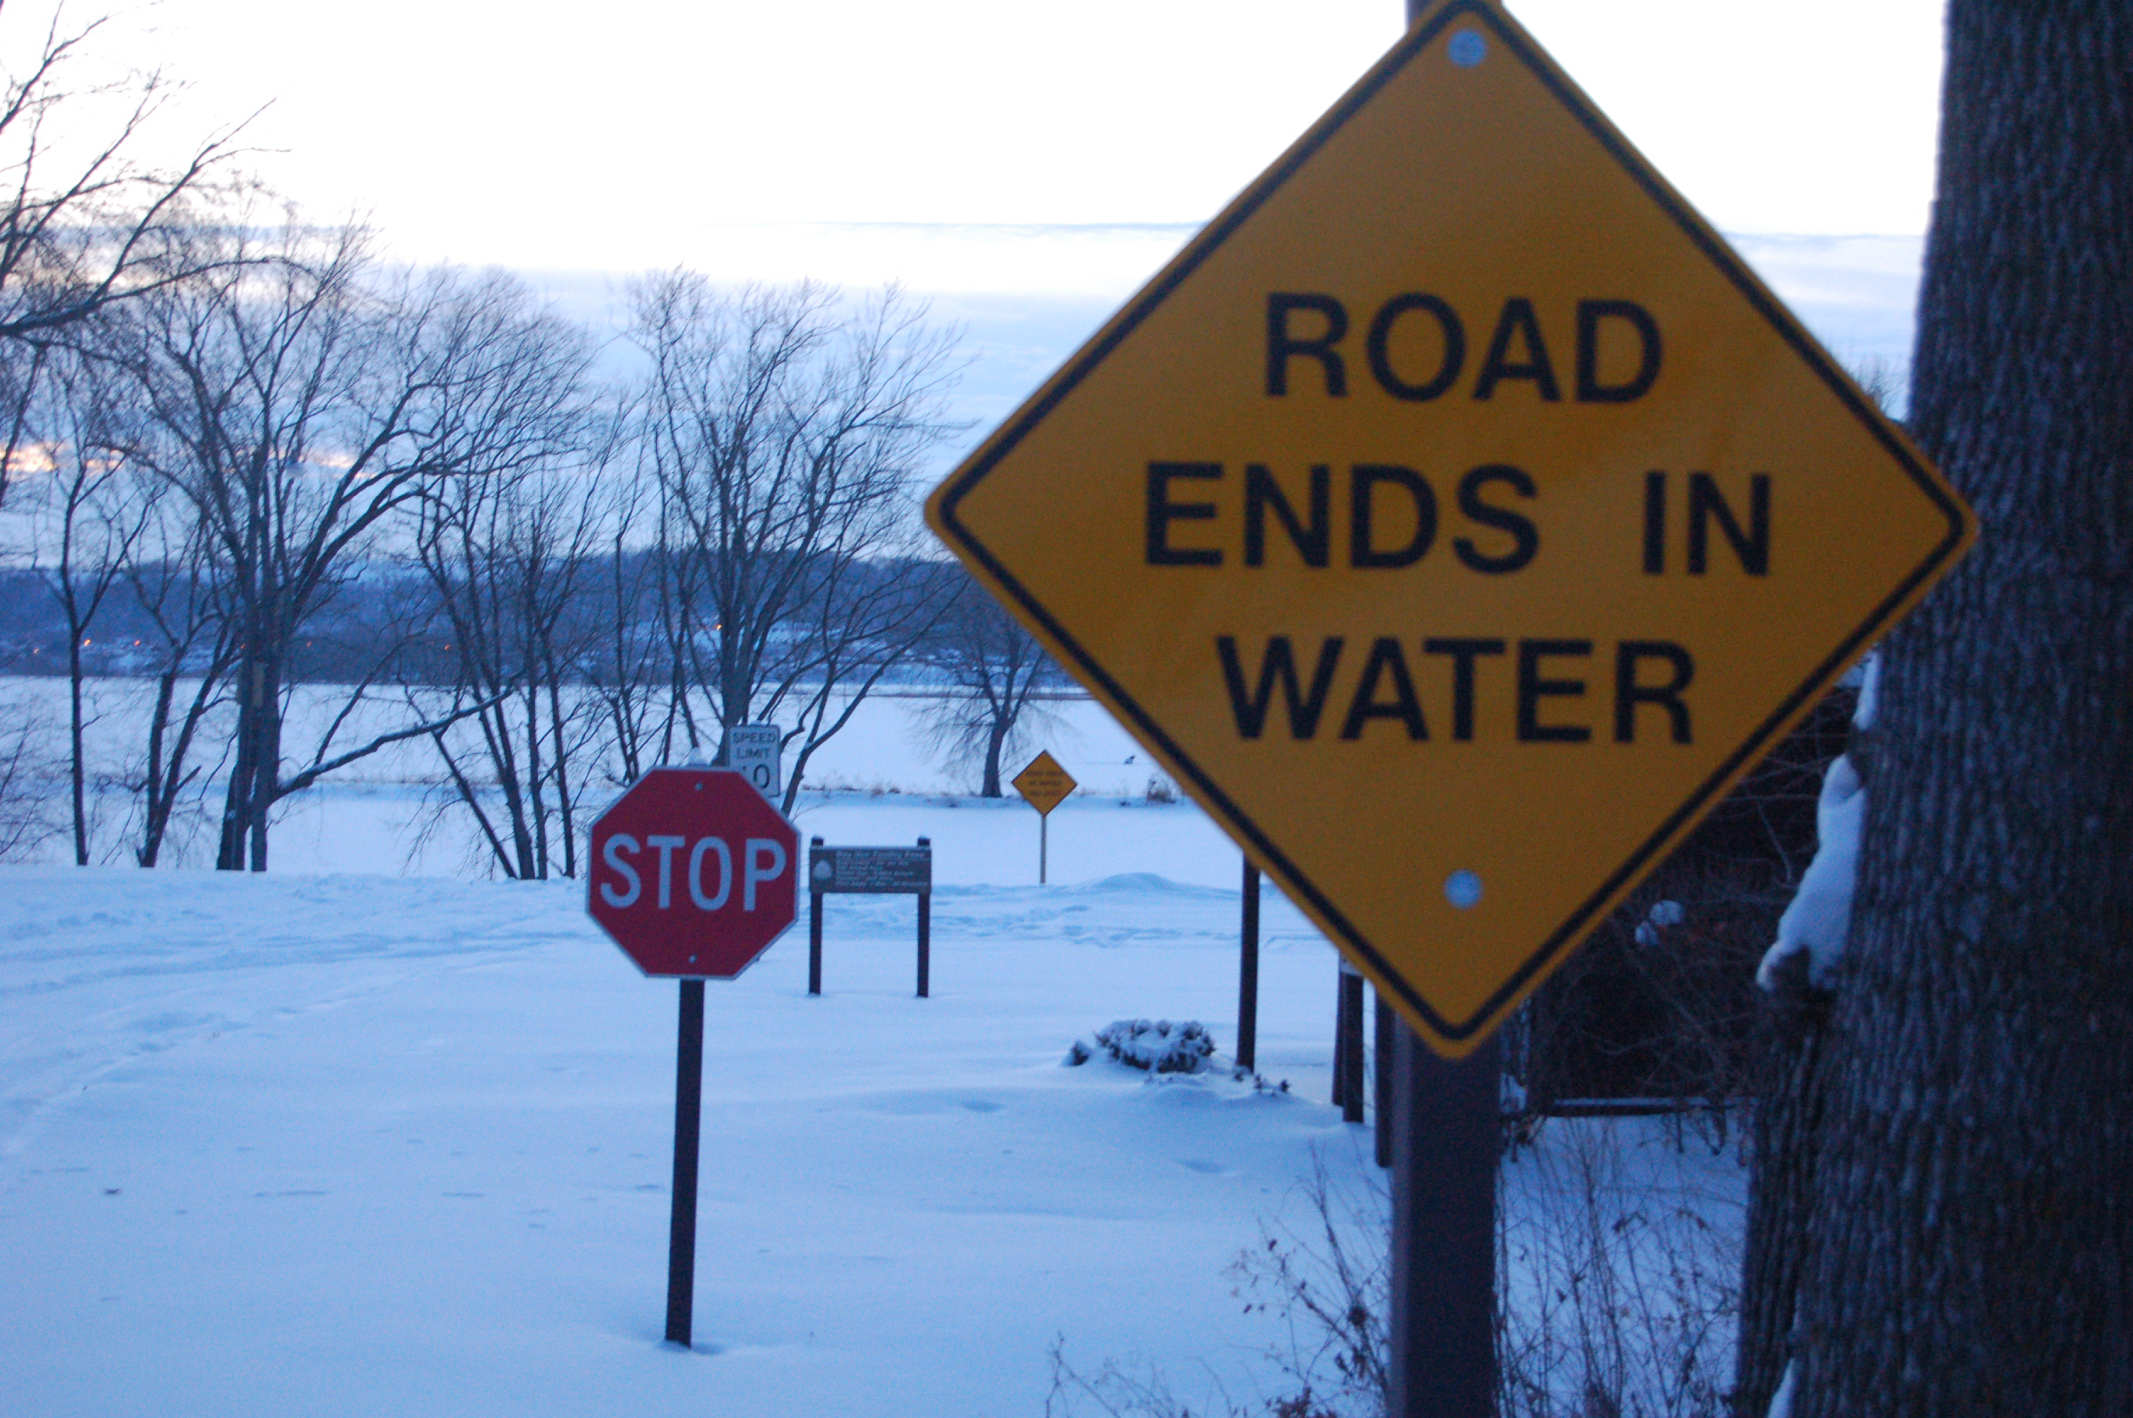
<box><xmin>926</xmin><ymin>0</ymin><xmax>1974</xmax><ymax>1057</ymax></box>
<box><xmin>1013</xmin><ymin>751</ymin><xmax>1077</xmax><ymax>817</ymax></box>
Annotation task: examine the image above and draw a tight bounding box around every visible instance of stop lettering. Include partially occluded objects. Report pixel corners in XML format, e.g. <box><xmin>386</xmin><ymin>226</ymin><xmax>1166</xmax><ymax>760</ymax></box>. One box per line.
<box><xmin>596</xmin><ymin>833</ymin><xmax>789</xmax><ymax>913</ymax></box>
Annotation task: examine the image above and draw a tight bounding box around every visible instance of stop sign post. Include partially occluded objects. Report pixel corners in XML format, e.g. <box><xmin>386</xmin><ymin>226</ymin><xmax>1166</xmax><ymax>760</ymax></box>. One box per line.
<box><xmin>585</xmin><ymin>767</ymin><xmax>800</xmax><ymax>1349</ymax></box>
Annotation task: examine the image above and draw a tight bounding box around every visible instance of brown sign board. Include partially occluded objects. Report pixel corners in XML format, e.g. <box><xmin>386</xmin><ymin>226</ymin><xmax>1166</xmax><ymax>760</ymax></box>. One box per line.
<box><xmin>809</xmin><ymin>845</ymin><xmax>933</xmax><ymax>895</ymax></box>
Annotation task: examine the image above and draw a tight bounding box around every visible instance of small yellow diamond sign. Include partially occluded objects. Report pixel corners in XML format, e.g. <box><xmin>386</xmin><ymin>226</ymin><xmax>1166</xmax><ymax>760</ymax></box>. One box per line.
<box><xmin>927</xmin><ymin>0</ymin><xmax>1974</xmax><ymax>1057</ymax></box>
<box><xmin>1012</xmin><ymin>751</ymin><xmax>1078</xmax><ymax>817</ymax></box>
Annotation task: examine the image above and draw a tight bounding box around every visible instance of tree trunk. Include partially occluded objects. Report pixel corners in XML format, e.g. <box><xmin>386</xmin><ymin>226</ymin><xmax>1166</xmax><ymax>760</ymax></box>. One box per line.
<box><xmin>1782</xmin><ymin>8</ymin><xmax>2133</xmax><ymax>1415</ymax></box>
<box><xmin>547</xmin><ymin>674</ymin><xmax>578</xmax><ymax>879</ymax></box>
<box><xmin>67</xmin><ymin>636</ymin><xmax>89</xmax><ymax>867</ymax></box>
<box><xmin>218</xmin><ymin>656</ymin><xmax>262</xmax><ymax>871</ymax></box>
<box><xmin>139</xmin><ymin>670</ymin><xmax>178</xmax><ymax>868</ymax></box>
<box><xmin>1731</xmin><ymin>968</ymin><xmax>1830</xmax><ymax>1416</ymax></box>
<box><xmin>981</xmin><ymin>720</ymin><xmax>1007</xmax><ymax>798</ymax></box>
<box><xmin>524</xmin><ymin>684</ymin><xmax>549</xmax><ymax>878</ymax></box>
<box><xmin>139</xmin><ymin>658</ymin><xmax>220</xmax><ymax>869</ymax></box>
<box><xmin>246</xmin><ymin>654</ymin><xmax>284</xmax><ymax>872</ymax></box>
<box><xmin>221</xmin><ymin>642</ymin><xmax>285</xmax><ymax>873</ymax></box>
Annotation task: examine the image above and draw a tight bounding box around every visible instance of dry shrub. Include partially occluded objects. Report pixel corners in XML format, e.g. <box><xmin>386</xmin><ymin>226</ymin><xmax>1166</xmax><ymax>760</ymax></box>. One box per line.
<box><xmin>1053</xmin><ymin>1119</ymin><xmax>1743</xmax><ymax>1418</ymax></box>
<box><xmin>1498</xmin><ymin>1120</ymin><xmax>1741</xmax><ymax>1418</ymax></box>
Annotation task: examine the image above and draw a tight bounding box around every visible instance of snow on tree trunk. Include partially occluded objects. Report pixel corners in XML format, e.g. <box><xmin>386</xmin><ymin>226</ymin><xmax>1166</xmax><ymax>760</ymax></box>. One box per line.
<box><xmin>1766</xmin><ymin>8</ymin><xmax>2133</xmax><ymax>1416</ymax></box>
<box><xmin>1759</xmin><ymin>657</ymin><xmax>1876</xmax><ymax>993</ymax></box>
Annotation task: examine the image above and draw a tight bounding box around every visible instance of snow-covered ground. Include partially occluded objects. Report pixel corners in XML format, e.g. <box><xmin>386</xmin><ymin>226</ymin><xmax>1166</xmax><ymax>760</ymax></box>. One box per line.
<box><xmin>2</xmin><ymin>861</ymin><xmax>1367</xmax><ymax>1416</ymax></box>
<box><xmin>1</xmin><ymin>682</ymin><xmax>1744</xmax><ymax>1416</ymax></box>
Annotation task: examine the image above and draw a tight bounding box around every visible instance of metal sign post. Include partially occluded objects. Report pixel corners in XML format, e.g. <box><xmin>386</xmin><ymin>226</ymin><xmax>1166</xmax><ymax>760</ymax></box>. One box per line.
<box><xmin>1238</xmin><ymin>858</ymin><xmax>1261</xmax><ymax>1073</ymax></box>
<box><xmin>1375</xmin><ymin>990</ymin><xmax>1395</xmax><ymax>1168</ymax></box>
<box><xmin>806</xmin><ymin>839</ymin><xmax>935</xmax><ymax>997</ymax></box>
<box><xmin>1388</xmin><ymin>1024</ymin><xmax>1501</xmax><ymax>1417</ymax></box>
<box><xmin>1335</xmin><ymin>957</ymin><xmax>1367</xmax><ymax>1124</ymax></box>
<box><xmin>665</xmin><ymin>980</ymin><xmax>706</xmax><ymax>1346</ymax></box>
<box><xmin>1011</xmin><ymin>752</ymin><xmax>1077</xmax><ymax>884</ymax></box>
<box><xmin>584</xmin><ymin>767</ymin><xmax>801</xmax><ymax>1352</ymax></box>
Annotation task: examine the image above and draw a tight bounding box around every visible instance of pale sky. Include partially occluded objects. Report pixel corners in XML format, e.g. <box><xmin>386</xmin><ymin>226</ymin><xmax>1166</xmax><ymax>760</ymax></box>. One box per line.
<box><xmin>38</xmin><ymin>0</ymin><xmax>1948</xmax><ymax>284</ymax></box>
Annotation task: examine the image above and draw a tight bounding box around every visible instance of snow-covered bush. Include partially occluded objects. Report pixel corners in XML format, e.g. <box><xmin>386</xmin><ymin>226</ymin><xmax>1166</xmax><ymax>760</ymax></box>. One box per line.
<box><xmin>1065</xmin><ymin>1019</ymin><xmax>1217</xmax><ymax>1074</ymax></box>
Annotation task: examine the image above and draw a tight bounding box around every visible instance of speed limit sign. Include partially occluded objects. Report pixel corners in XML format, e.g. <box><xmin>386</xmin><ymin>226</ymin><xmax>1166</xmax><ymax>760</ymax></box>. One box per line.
<box><xmin>724</xmin><ymin>723</ymin><xmax>783</xmax><ymax>799</ymax></box>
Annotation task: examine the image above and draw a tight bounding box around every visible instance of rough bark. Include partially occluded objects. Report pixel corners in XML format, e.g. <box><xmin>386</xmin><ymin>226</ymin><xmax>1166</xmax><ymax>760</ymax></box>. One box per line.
<box><xmin>1731</xmin><ymin>959</ymin><xmax>1830</xmax><ymax>1416</ymax></box>
<box><xmin>1787</xmin><ymin>7</ymin><xmax>2133</xmax><ymax>1415</ymax></box>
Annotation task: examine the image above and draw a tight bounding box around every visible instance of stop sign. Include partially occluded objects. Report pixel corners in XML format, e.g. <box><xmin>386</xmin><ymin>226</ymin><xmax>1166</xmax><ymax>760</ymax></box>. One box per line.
<box><xmin>586</xmin><ymin>767</ymin><xmax>800</xmax><ymax>978</ymax></box>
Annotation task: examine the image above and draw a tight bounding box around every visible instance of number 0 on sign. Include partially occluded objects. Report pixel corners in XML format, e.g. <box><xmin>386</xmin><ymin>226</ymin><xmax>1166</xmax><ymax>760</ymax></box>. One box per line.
<box><xmin>724</xmin><ymin>724</ymin><xmax>783</xmax><ymax>799</ymax></box>
<box><xmin>925</xmin><ymin>0</ymin><xmax>1974</xmax><ymax>1057</ymax></box>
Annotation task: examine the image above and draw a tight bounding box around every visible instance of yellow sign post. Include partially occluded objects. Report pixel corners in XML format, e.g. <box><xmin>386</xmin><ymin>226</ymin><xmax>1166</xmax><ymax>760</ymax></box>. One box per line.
<box><xmin>929</xmin><ymin>1</ymin><xmax>1973</xmax><ymax>1058</ymax></box>
<box><xmin>1011</xmin><ymin>751</ymin><xmax>1078</xmax><ymax>883</ymax></box>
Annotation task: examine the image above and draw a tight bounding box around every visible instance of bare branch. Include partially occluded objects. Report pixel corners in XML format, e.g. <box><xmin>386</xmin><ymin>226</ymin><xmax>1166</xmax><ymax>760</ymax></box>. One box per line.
<box><xmin>277</xmin><ymin>688</ymin><xmax>509</xmax><ymax>799</ymax></box>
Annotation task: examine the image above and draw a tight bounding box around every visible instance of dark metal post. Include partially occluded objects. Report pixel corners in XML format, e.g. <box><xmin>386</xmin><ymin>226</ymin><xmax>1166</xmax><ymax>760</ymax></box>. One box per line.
<box><xmin>1338</xmin><ymin>963</ymin><xmax>1366</xmax><ymax>1124</ymax></box>
<box><xmin>665</xmin><ymin>978</ymin><xmax>706</xmax><ymax>1347</ymax></box>
<box><xmin>915</xmin><ymin>837</ymin><xmax>931</xmax><ymax>998</ymax></box>
<box><xmin>1333</xmin><ymin>969</ymin><xmax>1348</xmax><ymax>1108</ymax></box>
<box><xmin>808</xmin><ymin>836</ymin><xmax>824</xmax><ymax>996</ymax></box>
<box><xmin>1389</xmin><ymin>1023</ymin><xmax>1501</xmax><ymax>1417</ymax></box>
<box><xmin>1375</xmin><ymin>992</ymin><xmax>1395</xmax><ymax>1167</ymax></box>
<box><xmin>1039</xmin><ymin>812</ymin><xmax>1048</xmax><ymax>885</ymax></box>
<box><xmin>1238</xmin><ymin>858</ymin><xmax>1261</xmax><ymax>1073</ymax></box>
<box><xmin>1390</xmin><ymin>10</ymin><xmax>1498</xmax><ymax>1407</ymax></box>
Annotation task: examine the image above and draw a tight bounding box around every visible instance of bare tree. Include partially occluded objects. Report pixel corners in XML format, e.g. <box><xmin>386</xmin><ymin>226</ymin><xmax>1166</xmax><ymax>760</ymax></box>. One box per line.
<box><xmin>915</xmin><ymin>563</ymin><xmax>1065</xmax><ymax>796</ymax></box>
<box><xmin>626</xmin><ymin>275</ymin><xmax>962</xmax><ymax>809</ymax></box>
<box><xmin>581</xmin><ymin>475</ymin><xmax>666</xmax><ymax>787</ymax></box>
<box><xmin>2</xmin><ymin>5</ymin><xmax>250</xmax><ymax>861</ymax></box>
<box><xmin>123</xmin><ymin>222</ymin><xmax>578</xmax><ymax>870</ymax></box>
<box><xmin>1</xmin><ymin>1</ymin><xmax>248</xmax><ymax>478</ymax></box>
<box><xmin>412</xmin><ymin>306</ymin><xmax>618</xmax><ymax>879</ymax></box>
<box><xmin>8</xmin><ymin>303</ymin><xmax>240</xmax><ymax>868</ymax></box>
<box><xmin>775</xmin><ymin>551</ymin><xmax>962</xmax><ymax>807</ymax></box>
<box><xmin>418</xmin><ymin>479</ymin><xmax>609</xmax><ymax>880</ymax></box>
<box><xmin>0</xmin><ymin>684</ymin><xmax>60</xmax><ymax>858</ymax></box>
<box><xmin>26</xmin><ymin>338</ymin><xmax>149</xmax><ymax>862</ymax></box>
<box><xmin>121</xmin><ymin>513</ymin><xmax>235</xmax><ymax>866</ymax></box>
<box><xmin>582</xmin><ymin>462</ymin><xmax>705</xmax><ymax>781</ymax></box>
